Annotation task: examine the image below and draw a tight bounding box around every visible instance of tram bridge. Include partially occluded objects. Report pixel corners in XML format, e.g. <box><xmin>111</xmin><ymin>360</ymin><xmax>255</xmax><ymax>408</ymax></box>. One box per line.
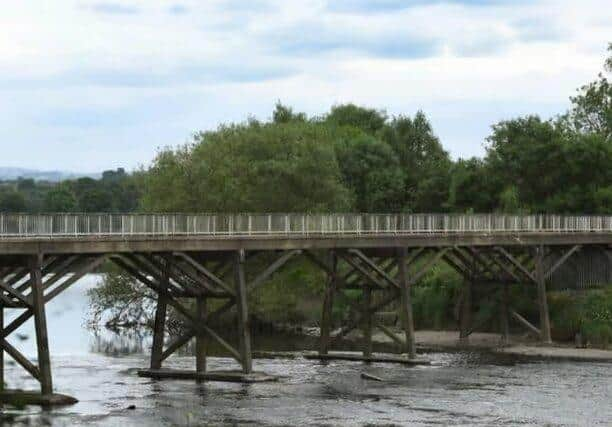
<box><xmin>0</xmin><ymin>213</ymin><xmax>611</xmax><ymax>405</ymax></box>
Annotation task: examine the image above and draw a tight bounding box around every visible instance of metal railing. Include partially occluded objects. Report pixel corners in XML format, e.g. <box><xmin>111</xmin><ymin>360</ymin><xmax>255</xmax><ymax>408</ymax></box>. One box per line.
<box><xmin>0</xmin><ymin>213</ymin><xmax>611</xmax><ymax>238</ymax></box>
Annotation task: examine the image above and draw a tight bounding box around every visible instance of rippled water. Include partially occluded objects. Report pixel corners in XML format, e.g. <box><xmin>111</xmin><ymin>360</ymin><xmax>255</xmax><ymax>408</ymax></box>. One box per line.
<box><xmin>2</xmin><ymin>276</ymin><xmax>611</xmax><ymax>426</ymax></box>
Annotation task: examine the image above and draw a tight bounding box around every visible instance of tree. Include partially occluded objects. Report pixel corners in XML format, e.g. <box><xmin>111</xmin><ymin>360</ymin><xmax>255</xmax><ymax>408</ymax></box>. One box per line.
<box><xmin>326</xmin><ymin>104</ymin><xmax>387</xmax><ymax>135</ymax></box>
<box><xmin>485</xmin><ymin>116</ymin><xmax>565</xmax><ymax>212</ymax></box>
<box><xmin>565</xmin><ymin>43</ymin><xmax>612</xmax><ymax>140</ymax></box>
<box><xmin>381</xmin><ymin>111</ymin><xmax>452</xmax><ymax>211</ymax></box>
<box><xmin>0</xmin><ymin>190</ymin><xmax>27</xmax><ymax>212</ymax></box>
<box><xmin>142</xmin><ymin>121</ymin><xmax>352</xmax><ymax>213</ymax></box>
<box><xmin>272</xmin><ymin>102</ymin><xmax>306</xmax><ymax>124</ymax></box>
<box><xmin>335</xmin><ymin>135</ymin><xmax>404</xmax><ymax>212</ymax></box>
<box><xmin>44</xmin><ymin>184</ymin><xmax>77</xmax><ymax>212</ymax></box>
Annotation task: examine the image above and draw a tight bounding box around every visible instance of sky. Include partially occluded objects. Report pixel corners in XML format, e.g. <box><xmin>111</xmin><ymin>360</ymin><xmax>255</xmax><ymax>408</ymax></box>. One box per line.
<box><xmin>1</xmin><ymin>1</ymin><xmax>610</xmax><ymax>173</ymax></box>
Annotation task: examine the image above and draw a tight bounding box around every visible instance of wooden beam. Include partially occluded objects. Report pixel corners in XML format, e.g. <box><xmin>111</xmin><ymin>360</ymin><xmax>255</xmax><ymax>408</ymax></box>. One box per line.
<box><xmin>161</xmin><ymin>329</ymin><xmax>195</xmax><ymax>362</ymax></box>
<box><xmin>150</xmin><ymin>259</ymin><xmax>169</xmax><ymax>370</ymax></box>
<box><xmin>362</xmin><ymin>285</ymin><xmax>373</xmax><ymax>358</ymax></box>
<box><xmin>44</xmin><ymin>256</ymin><xmax>106</xmax><ymax>302</ymax></box>
<box><xmin>409</xmin><ymin>247</ymin><xmax>451</xmax><ymax>285</ymax></box>
<box><xmin>173</xmin><ymin>253</ymin><xmax>235</xmax><ymax>296</ymax></box>
<box><xmin>233</xmin><ymin>250</ymin><xmax>252</xmax><ymax>374</ymax></box>
<box><xmin>496</xmin><ymin>247</ymin><xmax>537</xmax><ymax>284</ymax></box>
<box><xmin>339</xmin><ymin>253</ymin><xmax>390</xmax><ymax>290</ymax></box>
<box><xmin>196</xmin><ymin>297</ymin><xmax>207</xmax><ymax>374</ymax></box>
<box><xmin>510</xmin><ymin>309</ymin><xmax>540</xmax><ymax>338</ymax></box>
<box><xmin>545</xmin><ymin>245</ymin><xmax>581</xmax><ymax>280</ymax></box>
<box><xmin>348</xmin><ymin>249</ymin><xmax>400</xmax><ymax>289</ymax></box>
<box><xmin>397</xmin><ymin>247</ymin><xmax>416</xmax><ymax>359</ymax></box>
<box><xmin>0</xmin><ymin>338</ymin><xmax>40</xmax><ymax>380</ymax></box>
<box><xmin>248</xmin><ymin>250</ymin><xmax>301</xmax><ymax>292</ymax></box>
<box><xmin>319</xmin><ymin>251</ymin><xmax>337</xmax><ymax>355</ymax></box>
<box><xmin>30</xmin><ymin>253</ymin><xmax>52</xmax><ymax>395</ymax></box>
<box><xmin>535</xmin><ymin>246</ymin><xmax>552</xmax><ymax>344</ymax></box>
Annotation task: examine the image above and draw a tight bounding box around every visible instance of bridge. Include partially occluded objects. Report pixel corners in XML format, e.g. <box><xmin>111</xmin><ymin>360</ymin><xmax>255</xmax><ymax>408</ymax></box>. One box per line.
<box><xmin>0</xmin><ymin>213</ymin><xmax>611</xmax><ymax>405</ymax></box>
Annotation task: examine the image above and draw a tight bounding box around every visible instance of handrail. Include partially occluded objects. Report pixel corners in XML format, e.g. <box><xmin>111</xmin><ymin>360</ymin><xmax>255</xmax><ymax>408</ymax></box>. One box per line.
<box><xmin>0</xmin><ymin>213</ymin><xmax>611</xmax><ymax>238</ymax></box>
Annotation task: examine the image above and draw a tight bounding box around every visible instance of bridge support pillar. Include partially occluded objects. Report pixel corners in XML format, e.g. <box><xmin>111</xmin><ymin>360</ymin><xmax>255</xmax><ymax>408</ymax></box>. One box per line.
<box><xmin>150</xmin><ymin>293</ymin><xmax>167</xmax><ymax>370</ymax></box>
<box><xmin>30</xmin><ymin>254</ymin><xmax>53</xmax><ymax>396</ymax></box>
<box><xmin>397</xmin><ymin>248</ymin><xmax>416</xmax><ymax>359</ymax></box>
<box><xmin>535</xmin><ymin>246</ymin><xmax>552</xmax><ymax>344</ymax></box>
<box><xmin>362</xmin><ymin>285</ymin><xmax>373</xmax><ymax>358</ymax></box>
<box><xmin>459</xmin><ymin>258</ymin><xmax>473</xmax><ymax>344</ymax></box>
<box><xmin>195</xmin><ymin>297</ymin><xmax>207</xmax><ymax>374</ymax></box>
<box><xmin>319</xmin><ymin>251</ymin><xmax>336</xmax><ymax>356</ymax></box>
<box><xmin>500</xmin><ymin>283</ymin><xmax>510</xmax><ymax>345</ymax></box>
<box><xmin>234</xmin><ymin>250</ymin><xmax>252</xmax><ymax>374</ymax></box>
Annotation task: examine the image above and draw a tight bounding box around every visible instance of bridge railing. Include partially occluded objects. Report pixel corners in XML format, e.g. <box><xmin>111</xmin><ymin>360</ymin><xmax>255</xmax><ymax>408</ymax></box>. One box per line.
<box><xmin>0</xmin><ymin>213</ymin><xmax>611</xmax><ymax>238</ymax></box>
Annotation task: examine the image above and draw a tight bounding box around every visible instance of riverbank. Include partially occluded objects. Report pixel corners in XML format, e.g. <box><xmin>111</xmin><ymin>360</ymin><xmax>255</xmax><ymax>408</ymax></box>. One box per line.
<box><xmin>357</xmin><ymin>329</ymin><xmax>612</xmax><ymax>362</ymax></box>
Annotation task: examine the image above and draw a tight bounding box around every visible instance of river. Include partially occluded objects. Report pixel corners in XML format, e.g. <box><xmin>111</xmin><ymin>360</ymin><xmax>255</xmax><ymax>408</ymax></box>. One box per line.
<box><xmin>1</xmin><ymin>276</ymin><xmax>611</xmax><ymax>426</ymax></box>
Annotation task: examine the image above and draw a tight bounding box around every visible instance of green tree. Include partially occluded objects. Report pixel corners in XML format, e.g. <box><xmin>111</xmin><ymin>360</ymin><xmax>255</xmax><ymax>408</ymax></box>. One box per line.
<box><xmin>564</xmin><ymin>42</ymin><xmax>611</xmax><ymax>139</ymax></box>
<box><xmin>326</xmin><ymin>104</ymin><xmax>387</xmax><ymax>135</ymax></box>
<box><xmin>381</xmin><ymin>111</ymin><xmax>452</xmax><ymax>211</ymax></box>
<box><xmin>0</xmin><ymin>190</ymin><xmax>27</xmax><ymax>212</ymax></box>
<box><xmin>335</xmin><ymin>135</ymin><xmax>404</xmax><ymax>212</ymax></box>
<box><xmin>44</xmin><ymin>184</ymin><xmax>77</xmax><ymax>212</ymax></box>
<box><xmin>142</xmin><ymin>121</ymin><xmax>352</xmax><ymax>213</ymax></box>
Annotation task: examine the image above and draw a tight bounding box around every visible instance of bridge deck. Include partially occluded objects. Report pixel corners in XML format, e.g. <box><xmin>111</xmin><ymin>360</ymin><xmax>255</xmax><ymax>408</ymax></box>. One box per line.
<box><xmin>0</xmin><ymin>231</ymin><xmax>611</xmax><ymax>254</ymax></box>
<box><xmin>0</xmin><ymin>213</ymin><xmax>611</xmax><ymax>254</ymax></box>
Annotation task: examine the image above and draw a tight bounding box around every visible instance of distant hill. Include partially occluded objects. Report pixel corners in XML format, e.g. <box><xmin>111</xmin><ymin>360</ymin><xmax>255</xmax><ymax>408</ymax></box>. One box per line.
<box><xmin>0</xmin><ymin>167</ymin><xmax>100</xmax><ymax>182</ymax></box>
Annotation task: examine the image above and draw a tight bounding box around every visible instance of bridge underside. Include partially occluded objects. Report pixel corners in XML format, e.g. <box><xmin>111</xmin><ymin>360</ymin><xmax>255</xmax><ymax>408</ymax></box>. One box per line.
<box><xmin>0</xmin><ymin>241</ymin><xmax>608</xmax><ymax>404</ymax></box>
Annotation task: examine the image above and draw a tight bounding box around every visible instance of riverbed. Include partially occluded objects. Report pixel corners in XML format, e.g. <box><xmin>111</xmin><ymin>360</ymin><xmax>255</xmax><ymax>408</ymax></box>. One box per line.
<box><xmin>1</xmin><ymin>276</ymin><xmax>611</xmax><ymax>426</ymax></box>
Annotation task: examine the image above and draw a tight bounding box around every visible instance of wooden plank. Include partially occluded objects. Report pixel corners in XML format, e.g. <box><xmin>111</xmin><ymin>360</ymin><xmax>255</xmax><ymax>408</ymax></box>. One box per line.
<box><xmin>30</xmin><ymin>253</ymin><xmax>52</xmax><ymax>395</ymax></box>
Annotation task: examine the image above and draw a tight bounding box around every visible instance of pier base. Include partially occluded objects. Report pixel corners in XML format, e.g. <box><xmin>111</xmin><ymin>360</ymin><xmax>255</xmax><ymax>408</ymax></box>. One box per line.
<box><xmin>137</xmin><ymin>368</ymin><xmax>278</xmax><ymax>383</ymax></box>
<box><xmin>0</xmin><ymin>390</ymin><xmax>78</xmax><ymax>406</ymax></box>
<box><xmin>304</xmin><ymin>351</ymin><xmax>430</xmax><ymax>365</ymax></box>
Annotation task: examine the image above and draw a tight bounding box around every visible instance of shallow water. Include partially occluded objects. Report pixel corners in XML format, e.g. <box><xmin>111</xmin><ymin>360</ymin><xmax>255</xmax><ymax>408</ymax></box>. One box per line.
<box><xmin>1</xmin><ymin>277</ymin><xmax>611</xmax><ymax>426</ymax></box>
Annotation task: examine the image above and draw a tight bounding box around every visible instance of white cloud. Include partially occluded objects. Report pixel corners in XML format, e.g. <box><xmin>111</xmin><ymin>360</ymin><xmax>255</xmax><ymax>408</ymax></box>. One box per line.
<box><xmin>0</xmin><ymin>0</ymin><xmax>609</xmax><ymax>171</ymax></box>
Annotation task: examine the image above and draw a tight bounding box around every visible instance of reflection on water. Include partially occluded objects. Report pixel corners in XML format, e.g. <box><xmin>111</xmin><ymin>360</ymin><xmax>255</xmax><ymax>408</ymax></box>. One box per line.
<box><xmin>2</xmin><ymin>275</ymin><xmax>612</xmax><ymax>426</ymax></box>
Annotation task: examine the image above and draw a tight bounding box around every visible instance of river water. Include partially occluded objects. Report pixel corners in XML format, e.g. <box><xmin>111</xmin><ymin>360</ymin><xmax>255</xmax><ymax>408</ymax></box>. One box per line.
<box><xmin>2</xmin><ymin>276</ymin><xmax>611</xmax><ymax>426</ymax></box>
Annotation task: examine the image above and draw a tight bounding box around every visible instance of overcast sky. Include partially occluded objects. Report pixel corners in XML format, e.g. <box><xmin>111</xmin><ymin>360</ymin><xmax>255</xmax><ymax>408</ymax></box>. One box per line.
<box><xmin>1</xmin><ymin>1</ymin><xmax>610</xmax><ymax>172</ymax></box>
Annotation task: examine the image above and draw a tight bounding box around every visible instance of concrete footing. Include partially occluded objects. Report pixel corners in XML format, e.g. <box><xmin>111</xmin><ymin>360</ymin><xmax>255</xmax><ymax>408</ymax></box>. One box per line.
<box><xmin>0</xmin><ymin>390</ymin><xmax>78</xmax><ymax>406</ymax></box>
<box><xmin>304</xmin><ymin>351</ymin><xmax>430</xmax><ymax>365</ymax></box>
<box><xmin>137</xmin><ymin>368</ymin><xmax>278</xmax><ymax>383</ymax></box>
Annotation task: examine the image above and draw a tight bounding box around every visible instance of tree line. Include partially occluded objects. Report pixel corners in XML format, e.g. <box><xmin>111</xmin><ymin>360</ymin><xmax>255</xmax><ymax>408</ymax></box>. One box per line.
<box><xmin>5</xmin><ymin>44</ymin><xmax>610</xmax><ymax>217</ymax></box>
